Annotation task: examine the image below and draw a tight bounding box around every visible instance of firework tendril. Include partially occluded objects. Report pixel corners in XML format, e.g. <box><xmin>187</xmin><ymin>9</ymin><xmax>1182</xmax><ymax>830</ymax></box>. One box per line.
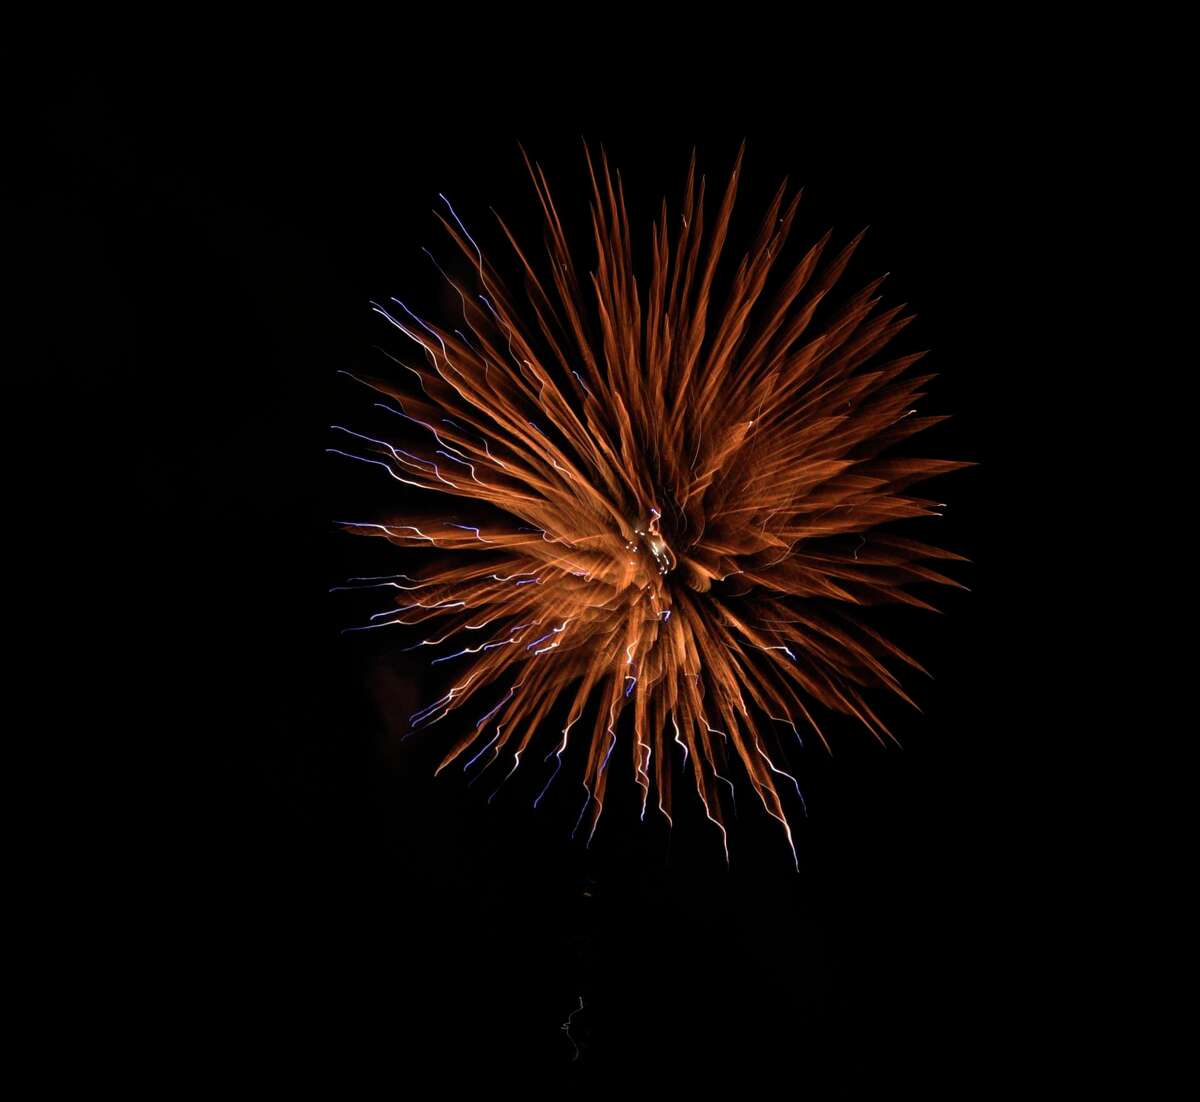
<box><xmin>333</xmin><ymin>146</ymin><xmax>969</xmax><ymax>866</ymax></box>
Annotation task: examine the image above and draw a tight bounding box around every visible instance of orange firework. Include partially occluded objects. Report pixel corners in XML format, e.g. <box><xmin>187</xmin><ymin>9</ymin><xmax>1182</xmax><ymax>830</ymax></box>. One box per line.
<box><xmin>332</xmin><ymin>146</ymin><xmax>969</xmax><ymax>866</ymax></box>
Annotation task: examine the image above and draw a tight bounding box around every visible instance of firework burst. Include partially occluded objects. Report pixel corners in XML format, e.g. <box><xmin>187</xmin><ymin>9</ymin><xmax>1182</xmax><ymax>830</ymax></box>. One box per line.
<box><xmin>332</xmin><ymin>146</ymin><xmax>969</xmax><ymax>865</ymax></box>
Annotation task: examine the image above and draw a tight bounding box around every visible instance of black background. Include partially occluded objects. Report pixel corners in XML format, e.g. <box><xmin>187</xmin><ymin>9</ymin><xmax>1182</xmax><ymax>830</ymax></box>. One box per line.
<box><xmin>37</xmin><ymin>62</ymin><xmax>1055</xmax><ymax>1089</ymax></box>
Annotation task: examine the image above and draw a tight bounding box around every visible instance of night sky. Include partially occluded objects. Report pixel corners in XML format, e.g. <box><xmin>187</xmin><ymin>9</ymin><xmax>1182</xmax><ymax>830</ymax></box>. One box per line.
<box><xmin>38</xmin><ymin>64</ymin><xmax>1050</xmax><ymax>1089</ymax></box>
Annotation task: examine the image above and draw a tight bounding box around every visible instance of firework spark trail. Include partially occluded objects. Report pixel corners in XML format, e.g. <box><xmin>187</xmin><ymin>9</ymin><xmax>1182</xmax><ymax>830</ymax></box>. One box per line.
<box><xmin>334</xmin><ymin>145</ymin><xmax>969</xmax><ymax>862</ymax></box>
<box><xmin>562</xmin><ymin>996</ymin><xmax>584</xmax><ymax>1061</ymax></box>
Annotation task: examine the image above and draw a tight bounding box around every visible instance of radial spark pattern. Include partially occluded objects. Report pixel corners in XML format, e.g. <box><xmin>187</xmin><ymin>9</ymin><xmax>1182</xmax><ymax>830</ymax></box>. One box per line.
<box><xmin>333</xmin><ymin>147</ymin><xmax>968</xmax><ymax>864</ymax></box>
